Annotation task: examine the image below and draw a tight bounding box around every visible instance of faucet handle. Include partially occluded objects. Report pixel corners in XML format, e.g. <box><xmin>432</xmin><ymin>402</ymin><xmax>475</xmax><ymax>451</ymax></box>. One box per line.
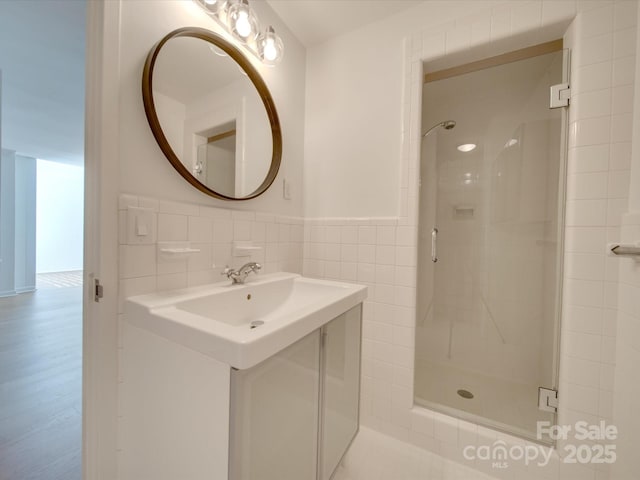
<box><xmin>221</xmin><ymin>266</ymin><xmax>233</xmax><ymax>276</ymax></box>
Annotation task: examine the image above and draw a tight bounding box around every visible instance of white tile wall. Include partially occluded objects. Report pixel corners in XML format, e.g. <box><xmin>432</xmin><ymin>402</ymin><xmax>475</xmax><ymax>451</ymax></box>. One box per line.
<box><xmin>116</xmin><ymin>194</ymin><xmax>304</xmax><ymax>374</ymax></box>
<box><xmin>112</xmin><ymin>2</ymin><xmax>639</xmax><ymax>478</ymax></box>
<box><xmin>560</xmin><ymin>10</ymin><xmax>636</xmax><ymax>480</ymax></box>
<box><xmin>116</xmin><ymin>193</ymin><xmax>305</xmax><ymax>461</ymax></box>
<box><xmin>117</xmin><ymin>194</ymin><xmax>304</xmax><ymax>312</ymax></box>
<box><xmin>611</xmin><ymin>213</ymin><xmax>640</xmax><ymax>479</ymax></box>
<box><xmin>304</xmin><ymin>1</ymin><xmax>638</xmax><ymax>479</ymax></box>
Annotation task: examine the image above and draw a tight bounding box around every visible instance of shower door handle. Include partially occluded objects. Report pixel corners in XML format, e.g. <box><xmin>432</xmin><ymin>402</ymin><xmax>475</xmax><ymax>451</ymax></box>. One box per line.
<box><xmin>431</xmin><ymin>228</ymin><xmax>438</xmax><ymax>263</ymax></box>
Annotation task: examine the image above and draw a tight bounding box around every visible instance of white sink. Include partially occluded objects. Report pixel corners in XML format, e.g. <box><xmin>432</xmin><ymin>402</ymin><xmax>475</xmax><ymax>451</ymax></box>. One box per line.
<box><xmin>124</xmin><ymin>272</ymin><xmax>367</xmax><ymax>369</ymax></box>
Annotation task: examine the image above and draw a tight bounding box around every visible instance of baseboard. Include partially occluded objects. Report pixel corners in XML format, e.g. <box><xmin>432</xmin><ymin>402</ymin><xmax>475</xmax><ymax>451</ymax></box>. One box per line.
<box><xmin>16</xmin><ymin>286</ymin><xmax>36</xmax><ymax>294</ymax></box>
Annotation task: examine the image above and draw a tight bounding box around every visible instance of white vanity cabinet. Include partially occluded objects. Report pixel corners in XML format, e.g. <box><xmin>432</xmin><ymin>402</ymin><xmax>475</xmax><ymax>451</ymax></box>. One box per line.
<box><xmin>230</xmin><ymin>305</ymin><xmax>361</xmax><ymax>480</ymax></box>
<box><xmin>119</xmin><ymin>304</ymin><xmax>362</xmax><ymax>480</ymax></box>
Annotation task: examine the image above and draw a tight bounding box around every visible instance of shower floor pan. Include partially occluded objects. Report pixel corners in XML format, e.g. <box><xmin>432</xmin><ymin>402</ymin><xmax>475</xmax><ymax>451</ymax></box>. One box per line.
<box><xmin>414</xmin><ymin>358</ymin><xmax>554</xmax><ymax>444</ymax></box>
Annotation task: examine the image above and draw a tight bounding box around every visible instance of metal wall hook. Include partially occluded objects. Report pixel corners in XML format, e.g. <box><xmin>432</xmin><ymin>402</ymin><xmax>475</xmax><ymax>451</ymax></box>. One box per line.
<box><xmin>609</xmin><ymin>244</ymin><xmax>640</xmax><ymax>257</ymax></box>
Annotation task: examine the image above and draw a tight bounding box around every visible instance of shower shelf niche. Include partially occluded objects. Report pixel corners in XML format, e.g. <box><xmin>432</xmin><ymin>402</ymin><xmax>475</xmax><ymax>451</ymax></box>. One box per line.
<box><xmin>452</xmin><ymin>204</ymin><xmax>475</xmax><ymax>219</ymax></box>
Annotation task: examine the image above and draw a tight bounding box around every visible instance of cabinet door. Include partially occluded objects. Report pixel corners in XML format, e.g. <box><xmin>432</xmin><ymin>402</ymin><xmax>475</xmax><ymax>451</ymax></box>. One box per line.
<box><xmin>229</xmin><ymin>330</ymin><xmax>320</xmax><ymax>480</ymax></box>
<box><xmin>319</xmin><ymin>305</ymin><xmax>362</xmax><ymax>480</ymax></box>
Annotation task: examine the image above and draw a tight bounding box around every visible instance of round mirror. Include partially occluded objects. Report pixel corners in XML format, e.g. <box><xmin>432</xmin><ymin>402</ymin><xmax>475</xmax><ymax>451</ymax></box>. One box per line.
<box><xmin>142</xmin><ymin>27</ymin><xmax>282</xmax><ymax>200</ymax></box>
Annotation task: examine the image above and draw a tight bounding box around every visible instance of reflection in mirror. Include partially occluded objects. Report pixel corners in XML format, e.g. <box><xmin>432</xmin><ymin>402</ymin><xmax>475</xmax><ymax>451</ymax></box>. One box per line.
<box><xmin>147</xmin><ymin>30</ymin><xmax>278</xmax><ymax>199</ymax></box>
<box><xmin>196</xmin><ymin>125</ymin><xmax>237</xmax><ymax>196</ymax></box>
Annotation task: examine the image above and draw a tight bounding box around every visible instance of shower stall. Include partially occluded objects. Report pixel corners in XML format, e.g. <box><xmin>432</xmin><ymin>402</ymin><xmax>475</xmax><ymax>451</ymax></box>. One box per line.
<box><xmin>414</xmin><ymin>44</ymin><xmax>567</xmax><ymax>443</ymax></box>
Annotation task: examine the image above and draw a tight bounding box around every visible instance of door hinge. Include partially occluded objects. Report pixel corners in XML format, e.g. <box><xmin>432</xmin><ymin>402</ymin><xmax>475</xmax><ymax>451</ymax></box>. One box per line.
<box><xmin>550</xmin><ymin>83</ymin><xmax>570</xmax><ymax>108</ymax></box>
<box><xmin>94</xmin><ymin>278</ymin><xmax>104</xmax><ymax>302</ymax></box>
<box><xmin>538</xmin><ymin>387</ymin><xmax>558</xmax><ymax>413</ymax></box>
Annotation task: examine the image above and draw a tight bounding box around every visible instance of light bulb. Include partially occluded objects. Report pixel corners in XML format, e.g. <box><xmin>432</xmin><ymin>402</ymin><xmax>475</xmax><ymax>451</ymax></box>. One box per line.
<box><xmin>235</xmin><ymin>11</ymin><xmax>251</xmax><ymax>38</ymax></box>
<box><xmin>263</xmin><ymin>37</ymin><xmax>277</xmax><ymax>61</ymax></box>
<box><xmin>457</xmin><ymin>143</ymin><xmax>477</xmax><ymax>152</ymax></box>
<box><xmin>258</xmin><ymin>26</ymin><xmax>284</xmax><ymax>65</ymax></box>
<box><xmin>226</xmin><ymin>0</ymin><xmax>258</xmax><ymax>43</ymax></box>
<box><xmin>198</xmin><ymin>0</ymin><xmax>221</xmax><ymax>15</ymax></box>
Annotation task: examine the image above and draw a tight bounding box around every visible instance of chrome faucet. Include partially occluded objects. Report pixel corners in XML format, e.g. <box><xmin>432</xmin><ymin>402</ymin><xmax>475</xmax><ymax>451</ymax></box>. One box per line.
<box><xmin>222</xmin><ymin>262</ymin><xmax>262</xmax><ymax>284</ymax></box>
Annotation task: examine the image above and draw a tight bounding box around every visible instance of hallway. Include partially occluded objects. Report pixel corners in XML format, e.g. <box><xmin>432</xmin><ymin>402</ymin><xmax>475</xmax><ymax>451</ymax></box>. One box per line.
<box><xmin>0</xmin><ymin>285</ymin><xmax>82</xmax><ymax>480</ymax></box>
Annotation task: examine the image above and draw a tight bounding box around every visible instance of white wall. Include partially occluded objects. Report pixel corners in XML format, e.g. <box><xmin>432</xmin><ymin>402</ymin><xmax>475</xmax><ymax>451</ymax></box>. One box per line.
<box><xmin>15</xmin><ymin>154</ymin><xmax>37</xmax><ymax>292</ymax></box>
<box><xmin>0</xmin><ymin>149</ymin><xmax>16</xmax><ymax>296</ymax></box>
<box><xmin>0</xmin><ymin>149</ymin><xmax>37</xmax><ymax>295</ymax></box>
<box><xmin>628</xmin><ymin>2</ymin><xmax>640</xmax><ymax>212</ymax></box>
<box><xmin>111</xmin><ymin>1</ymin><xmax>308</xmax><ymax>476</ymax></box>
<box><xmin>154</xmin><ymin>91</ymin><xmax>186</xmax><ymax>161</ymax></box>
<box><xmin>117</xmin><ymin>0</ymin><xmax>306</xmax><ymax>216</ymax></box>
<box><xmin>612</xmin><ymin>213</ymin><xmax>640</xmax><ymax>480</ymax></box>
<box><xmin>611</xmin><ymin>5</ymin><xmax>640</xmax><ymax>480</ymax></box>
<box><xmin>303</xmin><ymin>1</ymin><xmax>639</xmax><ymax>479</ymax></box>
<box><xmin>99</xmin><ymin>0</ymin><xmax>640</xmax><ymax>478</ymax></box>
<box><xmin>183</xmin><ymin>76</ymin><xmax>272</xmax><ymax>196</ymax></box>
<box><xmin>36</xmin><ymin>159</ymin><xmax>84</xmax><ymax>273</ymax></box>
<box><xmin>303</xmin><ymin>1</ymin><xmax>505</xmax><ymax>218</ymax></box>
<box><xmin>114</xmin><ymin>0</ymin><xmax>307</xmax><ymax>308</ymax></box>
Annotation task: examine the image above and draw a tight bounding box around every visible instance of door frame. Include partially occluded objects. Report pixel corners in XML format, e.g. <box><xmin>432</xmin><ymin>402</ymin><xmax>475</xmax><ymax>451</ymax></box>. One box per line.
<box><xmin>83</xmin><ymin>1</ymin><xmax>121</xmax><ymax>478</ymax></box>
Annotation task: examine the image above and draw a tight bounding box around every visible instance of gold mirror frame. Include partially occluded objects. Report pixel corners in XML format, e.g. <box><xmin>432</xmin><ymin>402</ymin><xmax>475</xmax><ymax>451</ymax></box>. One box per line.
<box><xmin>142</xmin><ymin>27</ymin><xmax>282</xmax><ymax>201</ymax></box>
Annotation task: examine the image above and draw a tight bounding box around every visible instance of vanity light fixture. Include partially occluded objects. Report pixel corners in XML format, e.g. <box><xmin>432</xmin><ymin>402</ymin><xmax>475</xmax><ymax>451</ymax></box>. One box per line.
<box><xmin>194</xmin><ymin>0</ymin><xmax>284</xmax><ymax>65</ymax></box>
<box><xmin>457</xmin><ymin>143</ymin><xmax>477</xmax><ymax>152</ymax></box>
<box><xmin>258</xmin><ymin>26</ymin><xmax>284</xmax><ymax>65</ymax></box>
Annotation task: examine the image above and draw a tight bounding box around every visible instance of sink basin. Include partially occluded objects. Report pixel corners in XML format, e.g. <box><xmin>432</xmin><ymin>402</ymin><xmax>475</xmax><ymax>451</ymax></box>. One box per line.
<box><xmin>124</xmin><ymin>272</ymin><xmax>367</xmax><ymax>369</ymax></box>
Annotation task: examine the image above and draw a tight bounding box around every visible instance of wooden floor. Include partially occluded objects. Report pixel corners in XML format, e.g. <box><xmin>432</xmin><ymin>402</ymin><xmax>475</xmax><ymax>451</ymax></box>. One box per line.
<box><xmin>0</xmin><ymin>286</ymin><xmax>82</xmax><ymax>480</ymax></box>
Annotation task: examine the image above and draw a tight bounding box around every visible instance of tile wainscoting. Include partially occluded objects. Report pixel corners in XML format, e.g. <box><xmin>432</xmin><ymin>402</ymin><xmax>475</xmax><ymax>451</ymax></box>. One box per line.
<box><xmin>303</xmin><ymin>217</ymin><xmax>565</xmax><ymax>480</ymax></box>
<box><xmin>111</xmin><ymin>2</ymin><xmax>639</xmax><ymax>478</ymax></box>
<box><xmin>115</xmin><ymin>193</ymin><xmax>304</xmax><ymax>467</ymax></box>
<box><xmin>302</xmin><ymin>4</ymin><xmax>637</xmax><ymax>478</ymax></box>
<box><xmin>116</xmin><ymin>193</ymin><xmax>304</xmax><ymax>315</ymax></box>
<box><xmin>611</xmin><ymin>212</ymin><xmax>640</xmax><ymax>479</ymax></box>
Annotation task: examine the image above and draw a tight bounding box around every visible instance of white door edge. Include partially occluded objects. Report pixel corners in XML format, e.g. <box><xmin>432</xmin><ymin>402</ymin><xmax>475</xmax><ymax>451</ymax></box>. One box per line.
<box><xmin>83</xmin><ymin>1</ymin><xmax>121</xmax><ymax>478</ymax></box>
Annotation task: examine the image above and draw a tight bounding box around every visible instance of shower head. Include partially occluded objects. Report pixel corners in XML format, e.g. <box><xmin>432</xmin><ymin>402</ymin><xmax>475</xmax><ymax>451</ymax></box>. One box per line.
<box><xmin>422</xmin><ymin>120</ymin><xmax>456</xmax><ymax>137</ymax></box>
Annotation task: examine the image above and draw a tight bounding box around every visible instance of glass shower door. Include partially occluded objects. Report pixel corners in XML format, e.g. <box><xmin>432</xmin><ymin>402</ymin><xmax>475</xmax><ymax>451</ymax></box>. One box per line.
<box><xmin>414</xmin><ymin>47</ymin><xmax>567</xmax><ymax>443</ymax></box>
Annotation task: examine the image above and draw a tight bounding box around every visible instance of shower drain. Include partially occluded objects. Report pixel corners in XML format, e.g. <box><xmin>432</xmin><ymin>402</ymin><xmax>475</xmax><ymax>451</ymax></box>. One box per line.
<box><xmin>457</xmin><ymin>389</ymin><xmax>474</xmax><ymax>399</ymax></box>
